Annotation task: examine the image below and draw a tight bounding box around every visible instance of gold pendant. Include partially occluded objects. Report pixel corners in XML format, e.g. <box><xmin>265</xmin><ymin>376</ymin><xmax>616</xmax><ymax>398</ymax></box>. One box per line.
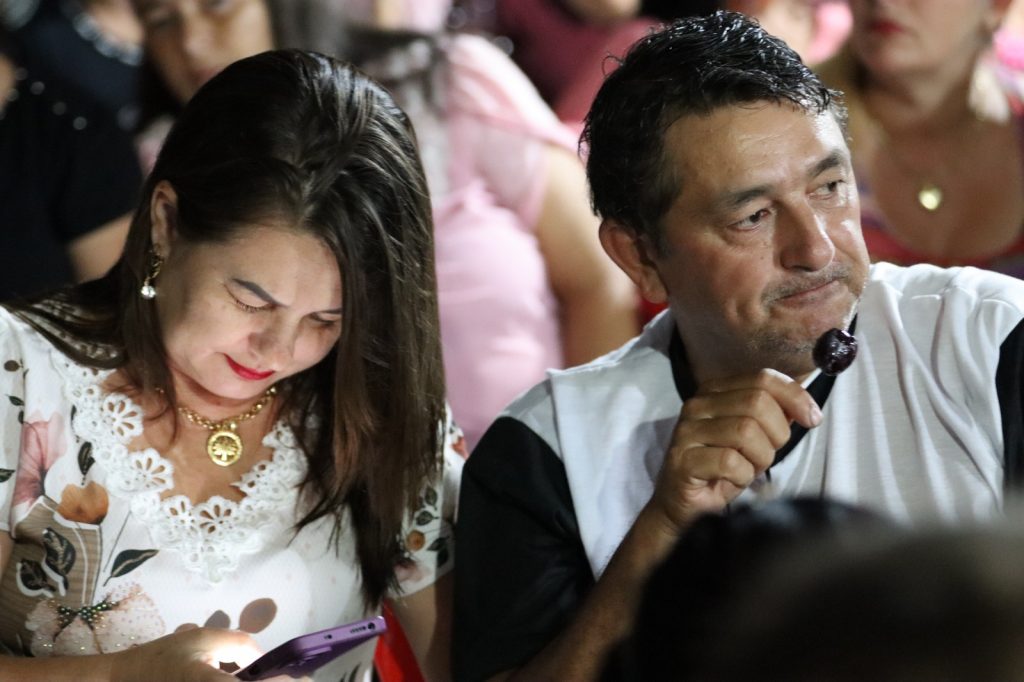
<box><xmin>207</xmin><ymin>424</ymin><xmax>242</xmax><ymax>467</ymax></box>
<box><xmin>918</xmin><ymin>182</ymin><xmax>943</xmax><ymax>212</ymax></box>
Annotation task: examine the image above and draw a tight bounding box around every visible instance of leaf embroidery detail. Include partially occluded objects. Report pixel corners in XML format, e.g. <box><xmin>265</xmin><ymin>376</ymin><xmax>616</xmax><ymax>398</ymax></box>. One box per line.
<box><xmin>17</xmin><ymin>559</ymin><xmax>55</xmax><ymax>594</ymax></box>
<box><xmin>423</xmin><ymin>486</ymin><xmax>438</xmax><ymax>507</ymax></box>
<box><xmin>432</xmin><ymin>536</ymin><xmax>451</xmax><ymax>567</ymax></box>
<box><xmin>77</xmin><ymin>442</ymin><xmax>94</xmax><ymax>477</ymax></box>
<box><xmin>415</xmin><ymin>510</ymin><xmax>435</xmax><ymax>526</ymax></box>
<box><xmin>3</xmin><ymin>360</ymin><xmax>19</xmax><ymax>371</ymax></box>
<box><xmin>7</xmin><ymin>395</ymin><xmax>23</xmax><ymax>406</ymax></box>
<box><xmin>0</xmin><ymin>468</ymin><xmax>12</xmax><ymax>483</ymax></box>
<box><xmin>42</xmin><ymin>528</ymin><xmax>76</xmax><ymax>590</ymax></box>
<box><xmin>109</xmin><ymin>549</ymin><xmax>159</xmax><ymax>579</ymax></box>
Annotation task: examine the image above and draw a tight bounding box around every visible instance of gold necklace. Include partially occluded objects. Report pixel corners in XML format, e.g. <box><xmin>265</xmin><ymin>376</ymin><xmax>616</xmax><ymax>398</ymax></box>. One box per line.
<box><xmin>177</xmin><ymin>387</ymin><xmax>276</xmax><ymax>466</ymax></box>
<box><xmin>871</xmin><ymin>122</ymin><xmax>945</xmax><ymax>212</ymax></box>
<box><xmin>916</xmin><ymin>182</ymin><xmax>943</xmax><ymax>212</ymax></box>
<box><xmin>867</xmin><ymin>110</ymin><xmax>983</xmax><ymax>214</ymax></box>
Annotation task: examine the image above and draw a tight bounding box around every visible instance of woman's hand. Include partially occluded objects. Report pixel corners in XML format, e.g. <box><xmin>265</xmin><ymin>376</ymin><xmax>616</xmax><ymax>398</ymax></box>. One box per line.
<box><xmin>109</xmin><ymin>627</ymin><xmax>279</xmax><ymax>682</ymax></box>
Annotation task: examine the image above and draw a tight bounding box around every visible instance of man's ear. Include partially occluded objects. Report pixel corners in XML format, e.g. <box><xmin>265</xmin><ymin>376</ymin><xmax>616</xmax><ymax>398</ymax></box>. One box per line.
<box><xmin>598</xmin><ymin>219</ymin><xmax>669</xmax><ymax>304</ymax></box>
<box><xmin>149</xmin><ymin>180</ymin><xmax>179</xmax><ymax>257</ymax></box>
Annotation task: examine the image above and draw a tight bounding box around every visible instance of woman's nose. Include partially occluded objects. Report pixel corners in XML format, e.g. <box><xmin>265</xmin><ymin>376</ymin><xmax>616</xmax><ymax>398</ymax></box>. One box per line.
<box><xmin>253</xmin><ymin>323</ymin><xmax>297</xmax><ymax>368</ymax></box>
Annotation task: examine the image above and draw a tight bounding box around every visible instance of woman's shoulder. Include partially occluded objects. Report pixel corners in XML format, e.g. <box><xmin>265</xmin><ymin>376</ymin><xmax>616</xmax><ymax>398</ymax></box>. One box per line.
<box><xmin>0</xmin><ymin>301</ymin><xmax>114</xmax><ymax>377</ymax></box>
<box><xmin>0</xmin><ymin>304</ymin><xmax>68</xmax><ymax>403</ymax></box>
<box><xmin>0</xmin><ymin>305</ymin><xmax>46</xmax><ymax>356</ymax></box>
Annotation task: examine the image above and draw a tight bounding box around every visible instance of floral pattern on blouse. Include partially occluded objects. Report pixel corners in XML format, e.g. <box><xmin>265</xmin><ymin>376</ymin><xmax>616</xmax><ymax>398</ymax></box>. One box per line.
<box><xmin>0</xmin><ymin>399</ymin><xmax>164</xmax><ymax>656</ymax></box>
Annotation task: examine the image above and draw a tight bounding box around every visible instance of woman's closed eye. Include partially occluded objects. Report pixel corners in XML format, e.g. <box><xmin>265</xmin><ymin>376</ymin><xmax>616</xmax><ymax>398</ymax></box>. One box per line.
<box><xmin>309</xmin><ymin>314</ymin><xmax>342</xmax><ymax>329</ymax></box>
<box><xmin>232</xmin><ymin>295</ymin><xmax>271</xmax><ymax>314</ymax></box>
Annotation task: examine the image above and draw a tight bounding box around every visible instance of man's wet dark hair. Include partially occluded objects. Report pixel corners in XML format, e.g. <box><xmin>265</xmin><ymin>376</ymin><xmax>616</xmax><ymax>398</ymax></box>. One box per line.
<box><xmin>583</xmin><ymin>10</ymin><xmax>846</xmax><ymax>253</ymax></box>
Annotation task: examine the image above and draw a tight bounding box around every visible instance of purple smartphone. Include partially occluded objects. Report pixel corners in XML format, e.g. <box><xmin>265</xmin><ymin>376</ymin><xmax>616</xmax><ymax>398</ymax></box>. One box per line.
<box><xmin>235</xmin><ymin>616</ymin><xmax>387</xmax><ymax>680</ymax></box>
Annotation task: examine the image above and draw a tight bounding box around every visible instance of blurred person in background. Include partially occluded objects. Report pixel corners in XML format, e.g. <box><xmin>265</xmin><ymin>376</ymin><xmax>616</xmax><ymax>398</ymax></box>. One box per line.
<box><xmin>2</xmin><ymin>0</ymin><xmax>142</xmax><ymax>131</ymax></box>
<box><xmin>460</xmin><ymin>0</ymin><xmax>848</xmax><ymax>129</ymax></box>
<box><xmin>600</xmin><ymin>497</ymin><xmax>891</xmax><ymax>682</ymax></box>
<box><xmin>817</xmin><ymin>0</ymin><xmax>1024</xmax><ymax>275</ymax></box>
<box><xmin>697</xmin><ymin>520</ymin><xmax>1024</xmax><ymax>681</ymax></box>
<box><xmin>0</xmin><ymin>18</ymin><xmax>141</xmax><ymax>301</ymax></box>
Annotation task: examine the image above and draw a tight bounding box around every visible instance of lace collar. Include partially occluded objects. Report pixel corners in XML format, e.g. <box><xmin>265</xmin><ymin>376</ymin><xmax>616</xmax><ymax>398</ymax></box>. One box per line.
<box><xmin>53</xmin><ymin>353</ymin><xmax>308</xmax><ymax>583</ymax></box>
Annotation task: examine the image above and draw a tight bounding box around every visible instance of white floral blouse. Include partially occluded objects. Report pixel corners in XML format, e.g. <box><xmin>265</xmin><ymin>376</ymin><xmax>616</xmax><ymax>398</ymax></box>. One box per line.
<box><xmin>0</xmin><ymin>307</ymin><xmax>465</xmax><ymax>681</ymax></box>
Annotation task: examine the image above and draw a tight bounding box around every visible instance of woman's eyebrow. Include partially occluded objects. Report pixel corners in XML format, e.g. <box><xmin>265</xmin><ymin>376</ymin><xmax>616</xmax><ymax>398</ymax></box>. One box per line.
<box><xmin>233</xmin><ymin>278</ymin><xmax>283</xmax><ymax>306</ymax></box>
<box><xmin>233</xmin><ymin>278</ymin><xmax>343</xmax><ymax>314</ymax></box>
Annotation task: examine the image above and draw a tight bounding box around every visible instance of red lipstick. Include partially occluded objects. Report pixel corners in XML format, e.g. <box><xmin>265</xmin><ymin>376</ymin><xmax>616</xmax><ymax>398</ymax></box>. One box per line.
<box><xmin>868</xmin><ymin>19</ymin><xmax>903</xmax><ymax>36</ymax></box>
<box><xmin>226</xmin><ymin>356</ymin><xmax>274</xmax><ymax>381</ymax></box>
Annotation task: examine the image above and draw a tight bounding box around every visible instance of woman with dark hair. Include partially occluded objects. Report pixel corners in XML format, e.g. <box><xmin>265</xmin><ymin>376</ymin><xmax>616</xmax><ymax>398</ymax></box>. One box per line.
<box><xmin>133</xmin><ymin>0</ymin><xmax>640</xmax><ymax>451</ymax></box>
<box><xmin>0</xmin><ymin>48</ymin><xmax>461</xmax><ymax>681</ymax></box>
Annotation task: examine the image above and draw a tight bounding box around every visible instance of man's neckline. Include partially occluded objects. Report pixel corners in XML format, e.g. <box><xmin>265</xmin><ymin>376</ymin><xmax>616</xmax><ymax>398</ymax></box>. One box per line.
<box><xmin>667</xmin><ymin>317</ymin><xmax>857</xmax><ymax>467</ymax></box>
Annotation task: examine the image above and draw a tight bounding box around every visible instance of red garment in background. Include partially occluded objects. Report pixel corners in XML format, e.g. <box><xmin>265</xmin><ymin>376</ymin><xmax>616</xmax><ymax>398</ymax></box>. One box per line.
<box><xmin>495</xmin><ymin>0</ymin><xmax>656</xmax><ymax>125</ymax></box>
<box><xmin>374</xmin><ymin>602</ymin><xmax>425</xmax><ymax>682</ymax></box>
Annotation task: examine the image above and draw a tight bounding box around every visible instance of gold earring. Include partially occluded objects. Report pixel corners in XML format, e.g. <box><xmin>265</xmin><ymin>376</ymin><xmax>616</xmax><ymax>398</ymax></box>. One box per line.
<box><xmin>140</xmin><ymin>250</ymin><xmax>164</xmax><ymax>300</ymax></box>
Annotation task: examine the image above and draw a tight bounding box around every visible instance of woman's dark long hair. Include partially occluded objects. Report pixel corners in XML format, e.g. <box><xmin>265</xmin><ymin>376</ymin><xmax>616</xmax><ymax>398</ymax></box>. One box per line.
<box><xmin>7</xmin><ymin>49</ymin><xmax>446</xmax><ymax>608</ymax></box>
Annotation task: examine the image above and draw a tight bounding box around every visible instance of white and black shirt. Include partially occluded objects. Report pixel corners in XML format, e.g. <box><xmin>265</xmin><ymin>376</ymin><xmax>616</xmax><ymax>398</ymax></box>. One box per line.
<box><xmin>454</xmin><ymin>263</ymin><xmax>1024</xmax><ymax>681</ymax></box>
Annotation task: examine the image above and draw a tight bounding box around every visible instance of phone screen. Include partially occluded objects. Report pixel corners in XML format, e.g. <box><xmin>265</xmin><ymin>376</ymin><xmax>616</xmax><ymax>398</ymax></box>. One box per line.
<box><xmin>235</xmin><ymin>616</ymin><xmax>387</xmax><ymax>680</ymax></box>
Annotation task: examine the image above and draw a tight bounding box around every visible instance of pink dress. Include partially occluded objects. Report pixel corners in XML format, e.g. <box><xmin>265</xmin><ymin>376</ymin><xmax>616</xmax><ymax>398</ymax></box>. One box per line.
<box><xmin>428</xmin><ymin>35</ymin><xmax>578</xmax><ymax>449</ymax></box>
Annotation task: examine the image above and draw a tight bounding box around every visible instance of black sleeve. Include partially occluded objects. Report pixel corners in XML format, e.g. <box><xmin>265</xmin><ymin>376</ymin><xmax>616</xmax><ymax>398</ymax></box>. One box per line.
<box><xmin>55</xmin><ymin>110</ymin><xmax>141</xmax><ymax>244</ymax></box>
<box><xmin>997</xmin><ymin>318</ymin><xmax>1024</xmax><ymax>490</ymax></box>
<box><xmin>453</xmin><ymin>417</ymin><xmax>594</xmax><ymax>682</ymax></box>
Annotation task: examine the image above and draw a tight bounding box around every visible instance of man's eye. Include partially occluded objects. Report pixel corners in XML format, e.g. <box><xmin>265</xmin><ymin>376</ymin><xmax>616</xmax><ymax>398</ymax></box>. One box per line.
<box><xmin>733</xmin><ymin>208</ymin><xmax>771</xmax><ymax>230</ymax></box>
<box><xmin>816</xmin><ymin>180</ymin><xmax>844</xmax><ymax>195</ymax></box>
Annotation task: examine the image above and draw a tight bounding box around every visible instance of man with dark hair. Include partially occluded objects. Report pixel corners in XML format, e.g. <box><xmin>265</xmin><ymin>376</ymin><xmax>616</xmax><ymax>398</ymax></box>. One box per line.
<box><xmin>454</xmin><ymin>10</ymin><xmax>1024</xmax><ymax>681</ymax></box>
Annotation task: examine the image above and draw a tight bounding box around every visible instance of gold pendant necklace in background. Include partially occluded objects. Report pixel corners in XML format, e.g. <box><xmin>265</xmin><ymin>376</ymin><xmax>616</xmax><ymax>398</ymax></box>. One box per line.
<box><xmin>866</xmin><ymin>111</ymin><xmax>973</xmax><ymax>214</ymax></box>
<box><xmin>917</xmin><ymin>182</ymin><xmax>943</xmax><ymax>212</ymax></box>
<box><xmin>879</xmin><ymin>139</ymin><xmax>945</xmax><ymax>213</ymax></box>
<box><xmin>177</xmin><ymin>386</ymin><xmax>276</xmax><ymax>466</ymax></box>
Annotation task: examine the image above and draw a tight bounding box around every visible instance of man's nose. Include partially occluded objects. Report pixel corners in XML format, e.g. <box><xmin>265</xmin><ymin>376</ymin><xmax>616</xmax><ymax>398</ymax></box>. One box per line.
<box><xmin>778</xmin><ymin>203</ymin><xmax>835</xmax><ymax>272</ymax></box>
